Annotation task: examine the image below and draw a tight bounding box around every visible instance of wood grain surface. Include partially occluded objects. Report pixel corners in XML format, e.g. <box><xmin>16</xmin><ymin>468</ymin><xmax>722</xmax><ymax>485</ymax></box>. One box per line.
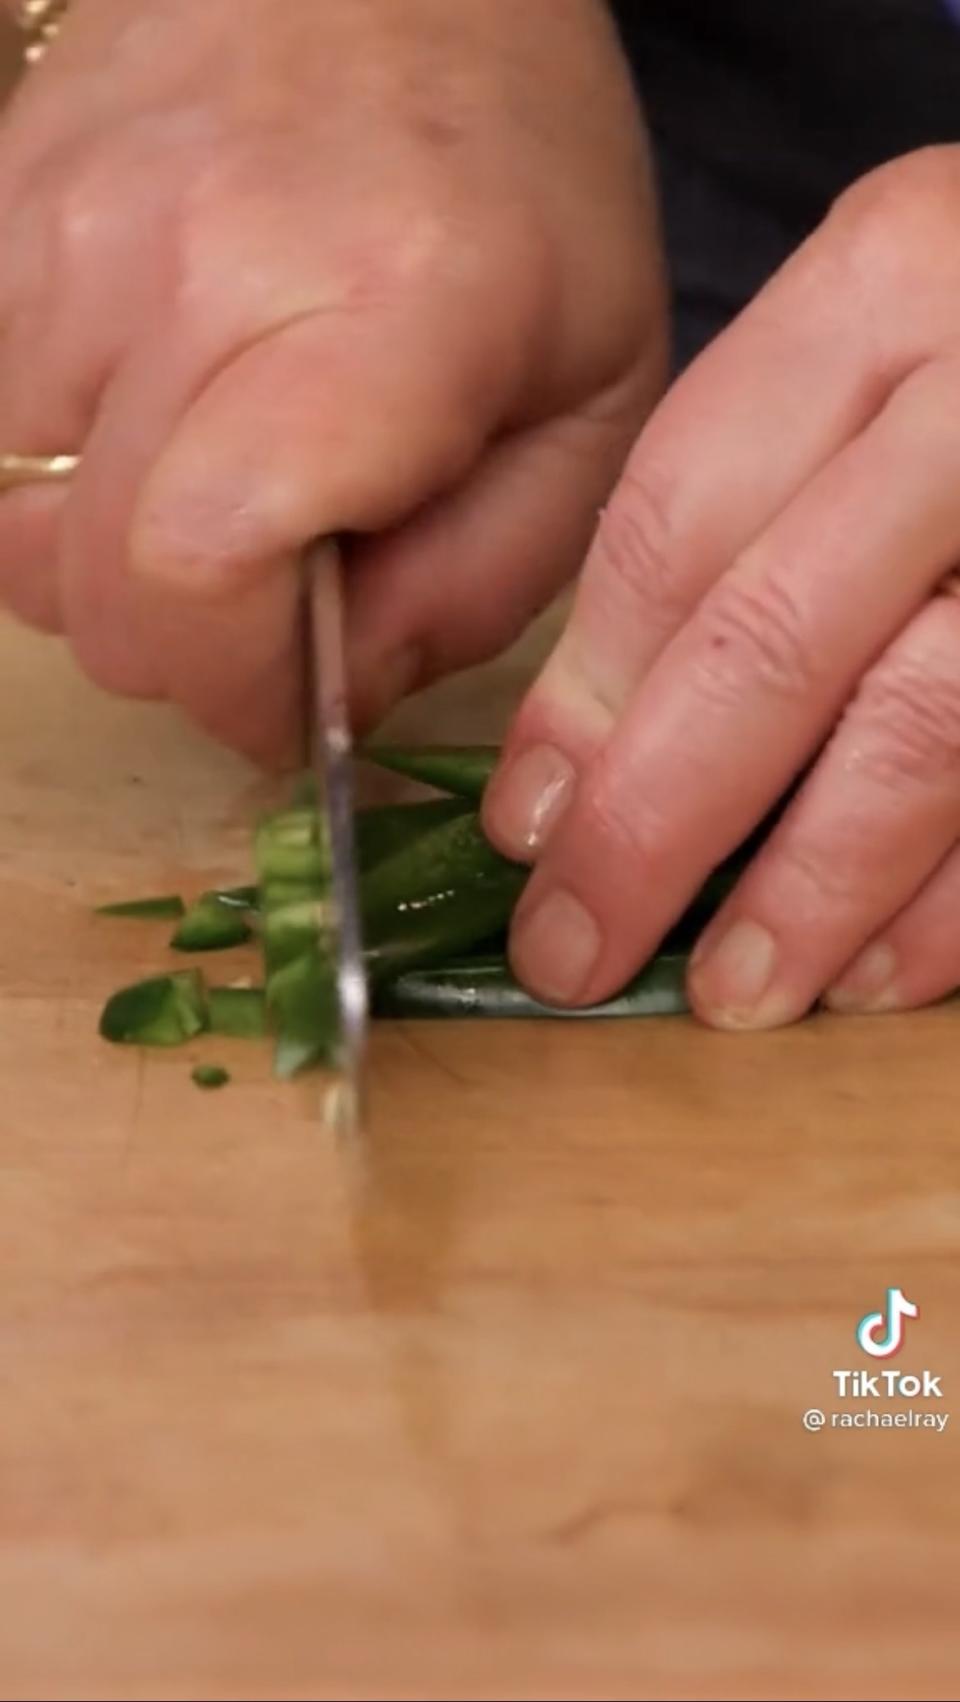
<box><xmin>0</xmin><ymin>615</ymin><xmax>958</xmax><ymax>1702</ymax></box>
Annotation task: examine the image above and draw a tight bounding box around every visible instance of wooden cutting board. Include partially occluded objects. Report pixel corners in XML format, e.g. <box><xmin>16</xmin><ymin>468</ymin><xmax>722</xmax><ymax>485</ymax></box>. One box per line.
<box><xmin>0</xmin><ymin>615</ymin><xmax>958</xmax><ymax>1702</ymax></box>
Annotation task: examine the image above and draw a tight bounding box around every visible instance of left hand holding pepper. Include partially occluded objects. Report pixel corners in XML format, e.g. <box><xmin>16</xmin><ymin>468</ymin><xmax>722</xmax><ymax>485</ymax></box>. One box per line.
<box><xmin>484</xmin><ymin>147</ymin><xmax>960</xmax><ymax>1027</ymax></box>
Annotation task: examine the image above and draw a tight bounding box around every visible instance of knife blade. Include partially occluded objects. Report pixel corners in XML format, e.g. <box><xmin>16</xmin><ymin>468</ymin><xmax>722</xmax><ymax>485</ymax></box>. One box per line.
<box><xmin>300</xmin><ymin>538</ymin><xmax>368</xmax><ymax>1136</ymax></box>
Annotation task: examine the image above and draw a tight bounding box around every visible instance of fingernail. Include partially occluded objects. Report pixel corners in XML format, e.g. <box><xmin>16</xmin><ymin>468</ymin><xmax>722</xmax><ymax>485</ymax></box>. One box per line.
<box><xmin>689</xmin><ymin>918</ymin><xmax>792</xmax><ymax>1029</ymax></box>
<box><xmin>485</xmin><ymin>745</ymin><xmax>575</xmax><ymax>861</ymax></box>
<box><xmin>511</xmin><ymin>887</ymin><xmax>601</xmax><ymax>1004</ymax></box>
<box><xmin>825</xmin><ymin>942</ymin><xmax>900</xmax><ymax>1013</ymax></box>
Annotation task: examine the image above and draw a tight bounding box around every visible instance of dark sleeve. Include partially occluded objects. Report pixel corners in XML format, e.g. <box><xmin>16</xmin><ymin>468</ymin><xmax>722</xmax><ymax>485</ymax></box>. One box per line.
<box><xmin>608</xmin><ymin>0</ymin><xmax>960</xmax><ymax>369</ymax></box>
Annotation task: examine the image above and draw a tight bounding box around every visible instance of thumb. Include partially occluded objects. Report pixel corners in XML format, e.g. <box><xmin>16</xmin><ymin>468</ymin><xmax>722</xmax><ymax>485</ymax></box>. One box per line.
<box><xmin>130</xmin><ymin>303</ymin><xmax>519</xmax><ymax>592</ymax></box>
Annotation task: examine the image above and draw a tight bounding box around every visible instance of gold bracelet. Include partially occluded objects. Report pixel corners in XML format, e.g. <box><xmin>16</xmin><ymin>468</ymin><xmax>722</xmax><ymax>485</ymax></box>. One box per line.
<box><xmin>16</xmin><ymin>0</ymin><xmax>69</xmax><ymax>63</ymax></box>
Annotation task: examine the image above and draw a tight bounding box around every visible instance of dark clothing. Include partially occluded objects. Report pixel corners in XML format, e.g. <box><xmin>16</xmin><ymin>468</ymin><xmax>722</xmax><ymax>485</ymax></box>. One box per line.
<box><xmin>610</xmin><ymin>1</ymin><xmax>960</xmax><ymax>368</ymax></box>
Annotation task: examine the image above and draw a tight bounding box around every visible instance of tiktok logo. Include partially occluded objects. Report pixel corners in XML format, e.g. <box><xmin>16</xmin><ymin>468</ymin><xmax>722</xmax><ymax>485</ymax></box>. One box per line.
<box><xmin>856</xmin><ymin>1288</ymin><xmax>919</xmax><ymax>1359</ymax></box>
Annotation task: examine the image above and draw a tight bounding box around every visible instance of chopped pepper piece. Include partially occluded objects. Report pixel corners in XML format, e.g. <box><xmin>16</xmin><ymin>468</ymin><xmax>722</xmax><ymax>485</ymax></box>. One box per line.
<box><xmin>99</xmin><ymin>970</ymin><xmax>208</xmax><ymax>1046</ymax></box>
<box><xmin>191</xmin><ymin>1063</ymin><xmax>230</xmax><ymax>1089</ymax></box>
<box><xmin>172</xmin><ymin>891</ymin><xmax>254</xmax><ymax>952</ymax></box>
<box><xmin>96</xmin><ymin>894</ymin><xmax>185</xmax><ymax>920</ymax></box>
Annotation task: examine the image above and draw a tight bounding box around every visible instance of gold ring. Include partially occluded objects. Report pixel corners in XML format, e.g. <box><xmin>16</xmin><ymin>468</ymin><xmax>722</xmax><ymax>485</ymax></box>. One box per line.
<box><xmin>15</xmin><ymin>1</ymin><xmax>70</xmax><ymax>64</ymax></box>
<box><xmin>0</xmin><ymin>453</ymin><xmax>79</xmax><ymax>492</ymax></box>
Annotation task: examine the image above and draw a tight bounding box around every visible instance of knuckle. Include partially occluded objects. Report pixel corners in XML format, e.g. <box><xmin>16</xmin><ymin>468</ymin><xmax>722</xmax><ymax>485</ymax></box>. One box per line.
<box><xmin>773</xmin><ymin>830</ymin><xmax>866</xmax><ymax>912</ymax></box>
<box><xmin>829</xmin><ymin>148</ymin><xmax>960</xmax><ymax>288</ymax></box>
<box><xmin>850</xmin><ymin>652</ymin><xmax>960</xmax><ymax>789</ymax></box>
<box><xmin>579</xmin><ymin>761</ymin><xmax>662</xmax><ymax>873</ymax></box>
<box><xmin>591</xmin><ymin>457</ymin><xmax>689</xmax><ymax>632</ymax></box>
<box><xmin>53</xmin><ymin>137</ymin><xmax>146</xmax><ymax>267</ymax></box>
<box><xmin>56</xmin><ymin>160</ymin><xmax>109</xmax><ymax>258</ymax></box>
<box><xmin>402</xmin><ymin>199</ymin><xmax>483</xmax><ymax>294</ymax></box>
<box><xmin>178</xmin><ymin>123</ymin><xmax>484</xmax><ymax>317</ymax></box>
<box><xmin>690</xmin><ymin>568</ymin><xmax>818</xmax><ymax>707</ymax></box>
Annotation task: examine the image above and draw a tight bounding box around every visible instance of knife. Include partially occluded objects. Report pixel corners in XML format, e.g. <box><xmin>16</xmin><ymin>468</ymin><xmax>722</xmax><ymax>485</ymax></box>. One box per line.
<box><xmin>299</xmin><ymin>538</ymin><xmax>369</xmax><ymax>1137</ymax></box>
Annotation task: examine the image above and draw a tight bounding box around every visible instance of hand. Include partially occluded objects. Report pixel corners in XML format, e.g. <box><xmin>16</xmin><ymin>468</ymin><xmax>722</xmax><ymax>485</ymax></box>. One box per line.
<box><xmin>0</xmin><ymin>0</ymin><xmax>665</xmax><ymax>761</ymax></box>
<box><xmin>484</xmin><ymin>147</ymin><xmax>960</xmax><ymax>1024</ymax></box>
